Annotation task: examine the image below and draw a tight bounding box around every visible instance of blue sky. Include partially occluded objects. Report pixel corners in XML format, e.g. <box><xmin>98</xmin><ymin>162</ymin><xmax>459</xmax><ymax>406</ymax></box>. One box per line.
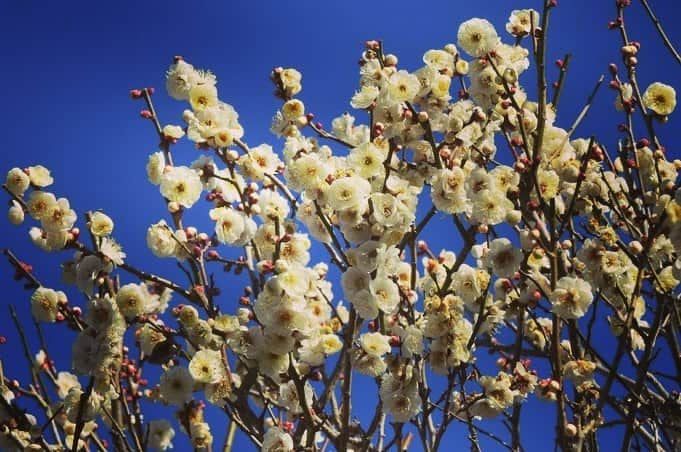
<box><xmin>1</xmin><ymin>0</ymin><xmax>680</xmax><ymax>450</ymax></box>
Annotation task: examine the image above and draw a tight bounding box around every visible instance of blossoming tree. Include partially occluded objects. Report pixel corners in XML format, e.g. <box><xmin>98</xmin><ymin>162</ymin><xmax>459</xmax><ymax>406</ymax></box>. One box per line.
<box><xmin>2</xmin><ymin>0</ymin><xmax>680</xmax><ymax>450</ymax></box>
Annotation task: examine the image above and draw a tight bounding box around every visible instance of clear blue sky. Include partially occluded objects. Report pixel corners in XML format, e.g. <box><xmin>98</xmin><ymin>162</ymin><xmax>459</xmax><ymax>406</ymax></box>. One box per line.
<box><xmin>1</xmin><ymin>0</ymin><xmax>680</xmax><ymax>450</ymax></box>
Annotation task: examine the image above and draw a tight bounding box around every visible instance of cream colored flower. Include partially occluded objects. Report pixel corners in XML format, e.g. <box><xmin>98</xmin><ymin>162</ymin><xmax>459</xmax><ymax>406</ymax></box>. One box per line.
<box><xmin>41</xmin><ymin>197</ymin><xmax>77</xmax><ymax>232</ymax></box>
<box><xmin>506</xmin><ymin>9</ymin><xmax>539</xmax><ymax>36</ymax></box>
<box><xmin>160</xmin><ymin>166</ymin><xmax>202</xmax><ymax>208</ymax></box>
<box><xmin>146</xmin><ymin>152</ymin><xmax>166</xmax><ymax>185</ymax></box>
<box><xmin>262</xmin><ymin>427</ymin><xmax>294</xmax><ymax>452</ymax></box>
<box><xmin>370</xmin><ymin>277</ymin><xmax>400</xmax><ymax>313</ymax></box>
<box><xmin>88</xmin><ymin>211</ymin><xmax>114</xmax><ymax>237</ymax></box>
<box><xmin>239</xmin><ymin>144</ymin><xmax>282</xmax><ymax>181</ymax></box>
<box><xmin>550</xmin><ymin>276</ymin><xmax>593</xmax><ymax>319</ymax></box>
<box><xmin>423</xmin><ymin>49</ymin><xmax>455</xmax><ymax>71</ymax></box>
<box><xmin>8</xmin><ymin>200</ymin><xmax>24</xmax><ymax>225</ymax></box>
<box><xmin>388</xmin><ymin>70</ymin><xmax>420</xmax><ymax>102</ymax></box>
<box><xmin>116</xmin><ymin>283</ymin><xmax>150</xmax><ymax>318</ymax></box>
<box><xmin>188</xmin><ymin>349</ymin><xmax>224</xmax><ymax>384</ymax></box>
<box><xmin>642</xmin><ymin>82</ymin><xmax>676</xmax><ymax>116</ymax></box>
<box><xmin>27</xmin><ymin>165</ymin><xmax>54</xmax><ymax>187</ymax></box>
<box><xmin>458</xmin><ymin>18</ymin><xmax>499</xmax><ymax>57</ymax></box>
<box><xmin>348</xmin><ymin>142</ymin><xmax>385</xmax><ymax>179</ymax></box>
<box><xmin>281</xmin><ymin>99</ymin><xmax>305</xmax><ymax>120</ymax></box>
<box><xmin>327</xmin><ymin>176</ymin><xmax>371</xmax><ymax>211</ymax></box>
<box><xmin>5</xmin><ymin>167</ymin><xmax>30</xmax><ymax>196</ymax></box>
<box><xmin>145</xmin><ymin>221</ymin><xmax>173</xmax><ymax>257</ymax></box>
<box><xmin>210</xmin><ymin>207</ymin><xmax>245</xmax><ymax>245</ymax></box>
<box><xmin>166</xmin><ymin>59</ymin><xmax>201</xmax><ymax>100</ymax></box>
<box><xmin>485</xmin><ymin>238</ymin><xmax>523</xmax><ymax>278</ymax></box>
<box><xmin>360</xmin><ymin>332</ymin><xmax>391</xmax><ymax>356</ymax></box>
<box><xmin>189</xmin><ymin>84</ymin><xmax>218</xmax><ymax>111</ymax></box>
<box><xmin>350</xmin><ymin>84</ymin><xmax>379</xmax><ymax>109</ymax></box>
<box><xmin>159</xmin><ymin>366</ymin><xmax>194</xmax><ymax>406</ymax></box>
<box><xmin>31</xmin><ymin>287</ymin><xmax>64</xmax><ymax>323</ymax></box>
<box><xmin>162</xmin><ymin>124</ymin><xmax>185</xmax><ymax>140</ymax></box>
<box><xmin>55</xmin><ymin>371</ymin><xmax>81</xmax><ymax>399</ymax></box>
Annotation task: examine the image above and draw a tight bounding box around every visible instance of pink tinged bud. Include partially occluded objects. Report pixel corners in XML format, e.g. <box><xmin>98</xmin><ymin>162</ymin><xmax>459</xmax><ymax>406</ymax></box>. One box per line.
<box><xmin>56</xmin><ymin>313</ymin><xmax>65</xmax><ymax>322</ymax></box>
<box><xmin>315</xmin><ymin>121</ymin><xmax>323</xmax><ymax>129</ymax></box>
<box><xmin>206</xmin><ymin>250</ymin><xmax>219</xmax><ymax>260</ymax></box>
<box><xmin>140</xmin><ymin>110</ymin><xmax>153</xmax><ymax>119</ymax></box>
<box><xmin>72</xmin><ymin>306</ymin><xmax>82</xmax><ymax>316</ymax></box>
<box><xmin>608</xmin><ymin>63</ymin><xmax>618</xmax><ymax>76</ymax></box>
<box><xmin>555</xmin><ymin>59</ymin><xmax>564</xmax><ymax>68</ymax></box>
<box><xmin>146</xmin><ymin>87</ymin><xmax>155</xmax><ymax>95</ymax></box>
<box><xmin>365</xmin><ymin>40</ymin><xmax>379</xmax><ymax>50</ymax></box>
<box><xmin>129</xmin><ymin>89</ymin><xmax>143</xmax><ymax>99</ymax></box>
<box><xmin>636</xmin><ymin>138</ymin><xmax>649</xmax><ymax>148</ymax></box>
<box><xmin>0</xmin><ymin>336</ymin><xmax>6</xmax><ymax>344</ymax></box>
<box><xmin>389</xmin><ymin>335</ymin><xmax>401</xmax><ymax>347</ymax></box>
<box><xmin>552</xmin><ymin>81</ymin><xmax>559</xmax><ymax>88</ymax></box>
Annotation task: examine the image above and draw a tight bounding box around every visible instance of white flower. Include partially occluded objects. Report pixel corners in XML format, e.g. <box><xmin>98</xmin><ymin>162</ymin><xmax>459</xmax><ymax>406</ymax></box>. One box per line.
<box><xmin>239</xmin><ymin>144</ymin><xmax>282</xmax><ymax>181</ymax></box>
<box><xmin>147</xmin><ymin>220</ymin><xmax>183</xmax><ymax>258</ymax></box>
<box><xmin>88</xmin><ymin>211</ymin><xmax>114</xmax><ymax>237</ymax></box>
<box><xmin>27</xmin><ymin>165</ymin><xmax>54</xmax><ymax>187</ymax></box>
<box><xmin>550</xmin><ymin>276</ymin><xmax>593</xmax><ymax>319</ymax></box>
<box><xmin>348</xmin><ymin>143</ymin><xmax>385</xmax><ymax>179</ymax></box>
<box><xmin>279</xmin><ymin>68</ymin><xmax>302</xmax><ymax>96</ymax></box>
<box><xmin>8</xmin><ymin>200</ymin><xmax>24</xmax><ymax>225</ymax></box>
<box><xmin>188</xmin><ymin>349</ymin><xmax>224</xmax><ymax>384</ymax></box>
<box><xmin>485</xmin><ymin>238</ymin><xmax>523</xmax><ymax>278</ymax></box>
<box><xmin>160</xmin><ymin>166</ymin><xmax>202</xmax><ymax>208</ymax></box>
<box><xmin>210</xmin><ymin>207</ymin><xmax>245</xmax><ymax>245</ymax></box>
<box><xmin>423</xmin><ymin>49</ymin><xmax>455</xmax><ymax>71</ymax></box>
<box><xmin>370</xmin><ymin>277</ymin><xmax>400</xmax><ymax>313</ymax></box>
<box><xmin>147</xmin><ymin>419</ymin><xmax>175</xmax><ymax>451</ymax></box>
<box><xmin>162</xmin><ymin>124</ymin><xmax>185</xmax><ymax>140</ymax></box>
<box><xmin>189</xmin><ymin>84</ymin><xmax>219</xmax><ymax>111</ymax></box>
<box><xmin>166</xmin><ymin>59</ymin><xmax>202</xmax><ymax>100</ymax></box>
<box><xmin>5</xmin><ymin>167</ymin><xmax>30</xmax><ymax>195</ymax></box>
<box><xmin>281</xmin><ymin>99</ymin><xmax>305</xmax><ymax>120</ymax></box>
<box><xmin>360</xmin><ymin>332</ymin><xmax>391</xmax><ymax>356</ymax></box>
<box><xmin>100</xmin><ymin>237</ymin><xmax>126</xmax><ymax>265</ymax></box>
<box><xmin>470</xmin><ymin>189</ymin><xmax>513</xmax><ymax>225</ymax></box>
<box><xmin>642</xmin><ymin>82</ymin><xmax>676</xmax><ymax>116</ymax></box>
<box><xmin>160</xmin><ymin>366</ymin><xmax>194</xmax><ymax>406</ymax></box>
<box><xmin>27</xmin><ymin>191</ymin><xmax>57</xmax><ymax>220</ymax></box>
<box><xmin>116</xmin><ymin>283</ymin><xmax>150</xmax><ymax>318</ymax></box>
<box><xmin>257</xmin><ymin>189</ymin><xmax>290</xmax><ymax>222</ymax></box>
<box><xmin>31</xmin><ymin>287</ymin><xmax>64</xmax><ymax>323</ymax></box>
<box><xmin>350</xmin><ymin>84</ymin><xmax>380</xmax><ymax>109</ymax></box>
<box><xmin>506</xmin><ymin>9</ymin><xmax>539</xmax><ymax>36</ymax></box>
<box><xmin>147</xmin><ymin>152</ymin><xmax>166</xmax><ymax>185</ymax></box>
<box><xmin>262</xmin><ymin>427</ymin><xmax>294</xmax><ymax>452</ymax></box>
<box><xmin>42</xmin><ymin>197</ymin><xmax>77</xmax><ymax>232</ymax></box>
<box><xmin>349</xmin><ymin>289</ymin><xmax>379</xmax><ymax>320</ymax></box>
<box><xmin>388</xmin><ymin>70</ymin><xmax>420</xmax><ymax>102</ymax></box>
<box><xmin>55</xmin><ymin>371</ymin><xmax>81</xmax><ymax>399</ymax></box>
<box><xmin>327</xmin><ymin>176</ymin><xmax>371</xmax><ymax>211</ymax></box>
<box><xmin>457</xmin><ymin>18</ymin><xmax>499</xmax><ymax>57</ymax></box>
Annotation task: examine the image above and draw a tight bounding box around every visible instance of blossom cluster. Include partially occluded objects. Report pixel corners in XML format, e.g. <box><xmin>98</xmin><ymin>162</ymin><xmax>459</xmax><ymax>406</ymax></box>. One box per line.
<box><xmin>2</xmin><ymin>4</ymin><xmax>680</xmax><ymax>451</ymax></box>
